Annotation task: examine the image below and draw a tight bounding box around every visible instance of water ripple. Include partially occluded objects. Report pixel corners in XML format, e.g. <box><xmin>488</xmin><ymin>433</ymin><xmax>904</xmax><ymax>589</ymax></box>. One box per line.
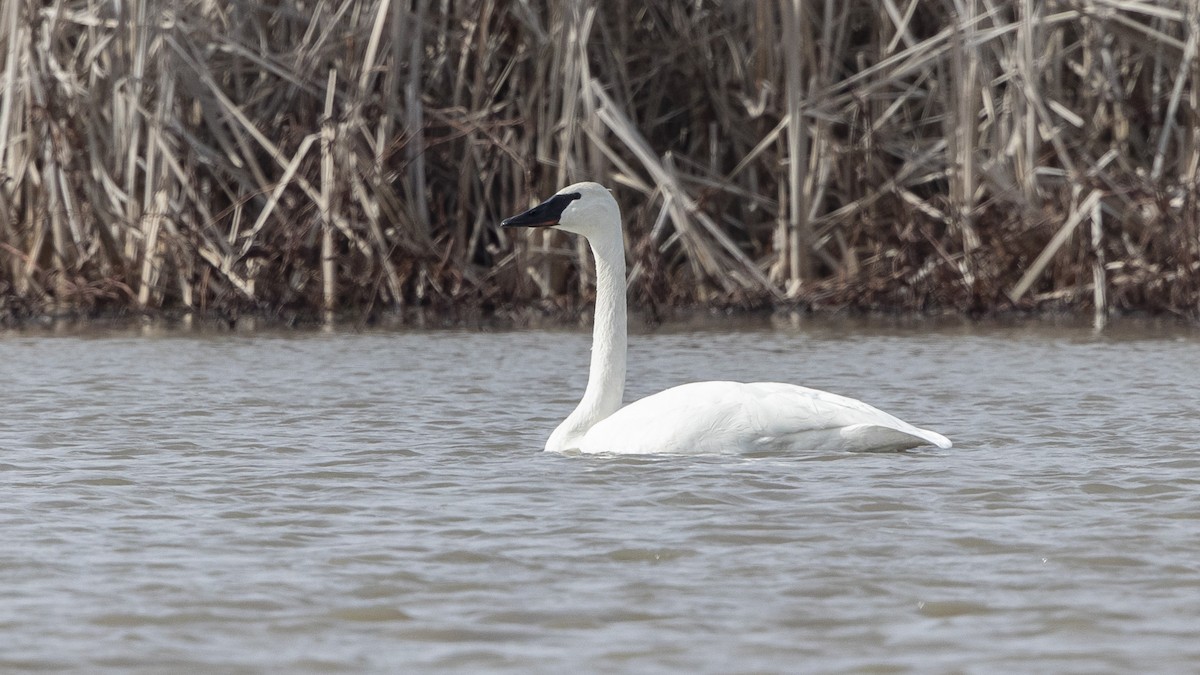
<box><xmin>1</xmin><ymin>325</ymin><xmax>1198</xmax><ymax>672</ymax></box>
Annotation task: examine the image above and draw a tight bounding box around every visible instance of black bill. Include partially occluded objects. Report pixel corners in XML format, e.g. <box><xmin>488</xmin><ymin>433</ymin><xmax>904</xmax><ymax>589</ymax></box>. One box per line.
<box><xmin>500</xmin><ymin>192</ymin><xmax>581</xmax><ymax>228</ymax></box>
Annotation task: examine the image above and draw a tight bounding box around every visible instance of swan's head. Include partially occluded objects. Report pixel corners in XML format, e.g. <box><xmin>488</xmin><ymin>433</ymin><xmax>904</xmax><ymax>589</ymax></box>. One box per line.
<box><xmin>501</xmin><ymin>182</ymin><xmax>620</xmax><ymax>240</ymax></box>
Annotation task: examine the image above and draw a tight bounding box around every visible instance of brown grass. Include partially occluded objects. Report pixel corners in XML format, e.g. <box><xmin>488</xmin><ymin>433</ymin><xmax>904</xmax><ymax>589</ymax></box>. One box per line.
<box><xmin>1</xmin><ymin>0</ymin><xmax>1198</xmax><ymax>325</ymax></box>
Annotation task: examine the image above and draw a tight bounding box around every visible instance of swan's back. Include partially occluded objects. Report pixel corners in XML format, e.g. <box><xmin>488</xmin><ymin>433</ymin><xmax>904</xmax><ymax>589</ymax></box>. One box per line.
<box><xmin>575</xmin><ymin>381</ymin><xmax>951</xmax><ymax>455</ymax></box>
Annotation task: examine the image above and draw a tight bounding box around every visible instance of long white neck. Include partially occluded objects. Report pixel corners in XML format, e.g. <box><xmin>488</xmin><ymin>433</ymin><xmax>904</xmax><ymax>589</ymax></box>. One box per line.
<box><xmin>545</xmin><ymin>228</ymin><xmax>627</xmax><ymax>452</ymax></box>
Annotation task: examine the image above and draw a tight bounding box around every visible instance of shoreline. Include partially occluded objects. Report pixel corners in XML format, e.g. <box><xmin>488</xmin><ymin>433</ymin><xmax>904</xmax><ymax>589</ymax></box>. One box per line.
<box><xmin>3</xmin><ymin>2</ymin><xmax>1199</xmax><ymax>335</ymax></box>
<box><xmin>3</xmin><ymin>303</ymin><xmax>1197</xmax><ymax>335</ymax></box>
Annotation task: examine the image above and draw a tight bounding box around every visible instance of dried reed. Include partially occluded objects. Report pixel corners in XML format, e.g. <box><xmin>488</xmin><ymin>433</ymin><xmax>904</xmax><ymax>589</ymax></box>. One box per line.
<box><xmin>0</xmin><ymin>0</ymin><xmax>1197</xmax><ymax>324</ymax></box>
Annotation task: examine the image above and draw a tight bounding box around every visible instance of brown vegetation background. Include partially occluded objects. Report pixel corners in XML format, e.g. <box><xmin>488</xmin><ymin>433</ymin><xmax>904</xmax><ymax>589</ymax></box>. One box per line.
<box><xmin>1</xmin><ymin>0</ymin><xmax>1198</xmax><ymax>324</ymax></box>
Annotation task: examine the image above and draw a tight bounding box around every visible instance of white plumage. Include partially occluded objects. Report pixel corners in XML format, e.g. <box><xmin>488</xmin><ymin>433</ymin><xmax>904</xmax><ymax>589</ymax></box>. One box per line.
<box><xmin>581</xmin><ymin>381</ymin><xmax>950</xmax><ymax>454</ymax></box>
<box><xmin>502</xmin><ymin>182</ymin><xmax>951</xmax><ymax>455</ymax></box>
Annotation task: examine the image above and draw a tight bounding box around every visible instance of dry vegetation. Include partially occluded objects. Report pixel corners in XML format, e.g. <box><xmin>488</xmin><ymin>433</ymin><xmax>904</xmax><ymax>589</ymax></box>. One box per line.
<box><xmin>1</xmin><ymin>0</ymin><xmax>1198</xmax><ymax>325</ymax></box>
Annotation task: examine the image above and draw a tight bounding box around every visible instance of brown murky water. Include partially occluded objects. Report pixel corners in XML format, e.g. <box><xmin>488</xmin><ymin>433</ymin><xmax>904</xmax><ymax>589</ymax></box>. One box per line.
<box><xmin>2</xmin><ymin>319</ymin><xmax>1198</xmax><ymax>673</ymax></box>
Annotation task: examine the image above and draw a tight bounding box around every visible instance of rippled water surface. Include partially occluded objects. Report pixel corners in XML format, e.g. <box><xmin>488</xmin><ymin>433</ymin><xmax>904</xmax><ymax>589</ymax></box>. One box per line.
<box><xmin>2</xmin><ymin>319</ymin><xmax>1199</xmax><ymax>673</ymax></box>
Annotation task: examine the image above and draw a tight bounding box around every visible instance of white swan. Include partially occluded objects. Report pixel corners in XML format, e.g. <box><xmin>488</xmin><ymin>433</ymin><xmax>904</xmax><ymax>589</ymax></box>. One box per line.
<box><xmin>502</xmin><ymin>182</ymin><xmax>952</xmax><ymax>454</ymax></box>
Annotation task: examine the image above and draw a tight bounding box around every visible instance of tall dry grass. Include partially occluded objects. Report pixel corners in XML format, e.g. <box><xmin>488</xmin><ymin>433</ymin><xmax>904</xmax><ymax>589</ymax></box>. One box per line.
<box><xmin>0</xmin><ymin>0</ymin><xmax>1198</xmax><ymax>324</ymax></box>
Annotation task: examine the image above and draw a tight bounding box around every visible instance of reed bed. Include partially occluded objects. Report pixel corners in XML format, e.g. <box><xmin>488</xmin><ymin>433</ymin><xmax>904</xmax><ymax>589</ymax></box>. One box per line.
<box><xmin>1</xmin><ymin>0</ymin><xmax>1198</xmax><ymax>324</ymax></box>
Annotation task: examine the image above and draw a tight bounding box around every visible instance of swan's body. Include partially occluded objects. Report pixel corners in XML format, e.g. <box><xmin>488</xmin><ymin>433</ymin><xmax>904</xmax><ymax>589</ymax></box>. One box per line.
<box><xmin>502</xmin><ymin>182</ymin><xmax>951</xmax><ymax>455</ymax></box>
<box><xmin>578</xmin><ymin>381</ymin><xmax>949</xmax><ymax>454</ymax></box>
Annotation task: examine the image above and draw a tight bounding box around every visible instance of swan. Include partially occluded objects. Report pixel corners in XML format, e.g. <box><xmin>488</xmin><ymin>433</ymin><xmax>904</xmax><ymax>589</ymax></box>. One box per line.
<box><xmin>501</xmin><ymin>182</ymin><xmax>952</xmax><ymax>454</ymax></box>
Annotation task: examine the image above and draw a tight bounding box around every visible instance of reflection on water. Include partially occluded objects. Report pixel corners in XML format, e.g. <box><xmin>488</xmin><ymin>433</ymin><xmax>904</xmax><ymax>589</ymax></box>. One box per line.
<box><xmin>2</xmin><ymin>320</ymin><xmax>1199</xmax><ymax>672</ymax></box>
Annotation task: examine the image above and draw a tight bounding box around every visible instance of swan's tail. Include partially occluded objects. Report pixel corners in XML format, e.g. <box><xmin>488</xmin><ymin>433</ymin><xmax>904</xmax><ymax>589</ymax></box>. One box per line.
<box><xmin>840</xmin><ymin>423</ymin><xmax>952</xmax><ymax>452</ymax></box>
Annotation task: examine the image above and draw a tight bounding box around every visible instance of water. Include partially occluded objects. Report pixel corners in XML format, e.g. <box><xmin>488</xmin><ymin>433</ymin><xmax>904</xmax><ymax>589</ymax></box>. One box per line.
<box><xmin>2</xmin><ymin>319</ymin><xmax>1198</xmax><ymax>673</ymax></box>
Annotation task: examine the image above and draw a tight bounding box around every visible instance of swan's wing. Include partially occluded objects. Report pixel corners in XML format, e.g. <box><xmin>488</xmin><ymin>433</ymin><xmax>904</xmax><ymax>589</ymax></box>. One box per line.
<box><xmin>579</xmin><ymin>381</ymin><xmax>950</xmax><ymax>454</ymax></box>
<box><xmin>744</xmin><ymin>381</ymin><xmax>951</xmax><ymax>450</ymax></box>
